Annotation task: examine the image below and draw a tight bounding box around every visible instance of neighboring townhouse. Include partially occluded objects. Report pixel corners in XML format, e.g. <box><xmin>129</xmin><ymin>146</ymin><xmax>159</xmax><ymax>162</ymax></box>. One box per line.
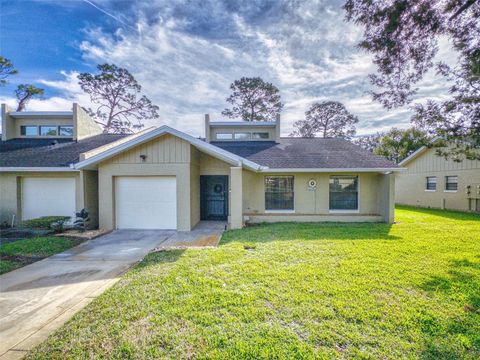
<box><xmin>1</xmin><ymin>104</ymin><xmax>401</xmax><ymax>230</ymax></box>
<box><xmin>396</xmin><ymin>145</ymin><xmax>480</xmax><ymax>212</ymax></box>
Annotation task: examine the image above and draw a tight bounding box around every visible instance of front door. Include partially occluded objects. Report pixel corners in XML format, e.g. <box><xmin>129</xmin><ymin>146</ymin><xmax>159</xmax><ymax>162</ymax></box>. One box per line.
<box><xmin>200</xmin><ymin>175</ymin><xmax>228</xmax><ymax>220</ymax></box>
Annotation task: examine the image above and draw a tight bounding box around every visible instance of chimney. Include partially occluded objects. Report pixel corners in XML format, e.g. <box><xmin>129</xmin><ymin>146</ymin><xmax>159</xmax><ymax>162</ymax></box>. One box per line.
<box><xmin>204</xmin><ymin>114</ymin><xmax>210</xmax><ymax>143</ymax></box>
<box><xmin>275</xmin><ymin>113</ymin><xmax>281</xmax><ymax>143</ymax></box>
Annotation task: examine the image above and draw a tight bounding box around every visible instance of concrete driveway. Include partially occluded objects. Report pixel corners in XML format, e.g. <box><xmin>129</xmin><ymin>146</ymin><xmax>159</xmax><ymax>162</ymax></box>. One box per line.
<box><xmin>0</xmin><ymin>230</ymin><xmax>175</xmax><ymax>360</ymax></box>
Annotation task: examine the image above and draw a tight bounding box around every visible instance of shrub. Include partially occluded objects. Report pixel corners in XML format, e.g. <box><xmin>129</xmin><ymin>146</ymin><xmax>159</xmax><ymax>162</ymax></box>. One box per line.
<box><xmin>22</xmin><ymin>216</ymin><xmax>71</xmax><ymax>232</ymax></box>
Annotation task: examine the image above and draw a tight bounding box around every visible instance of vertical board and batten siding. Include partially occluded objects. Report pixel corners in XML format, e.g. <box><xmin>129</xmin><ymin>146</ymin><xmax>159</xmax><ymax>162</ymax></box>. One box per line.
<box><xmin>106</xmin><ymin>134</ymin><xmax>190</xmax><ymax>164</ymax></box>
<box><xmin>98</xmin><ymin>134</ymin><xmax>195</xmax><ymax>231</ymax></box>
<box><xmin>396</xmin><ymin>147</ymin><xmax>480</xmax><ymax>211</ymax></box>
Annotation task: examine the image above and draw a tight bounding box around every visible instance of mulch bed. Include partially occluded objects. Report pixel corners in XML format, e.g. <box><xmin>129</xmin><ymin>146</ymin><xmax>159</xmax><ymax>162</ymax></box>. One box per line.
<box><xmin>57</xmin><ymin>229</ymin><xmax>111</xmax><ymax>240</ymax></box>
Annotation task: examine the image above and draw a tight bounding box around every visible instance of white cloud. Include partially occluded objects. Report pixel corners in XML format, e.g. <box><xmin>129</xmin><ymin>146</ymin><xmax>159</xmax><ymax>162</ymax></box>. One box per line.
<box><xmin>2</xmin><ymin>0</ymin><xmax>458</xmax><ymax>137</ymax></box>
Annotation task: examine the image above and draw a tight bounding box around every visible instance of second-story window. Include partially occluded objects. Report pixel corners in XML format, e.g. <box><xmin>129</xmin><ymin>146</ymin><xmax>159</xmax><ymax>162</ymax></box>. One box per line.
<box><xmin>216</xmin><ymin>133</ymin><xmax>233</xmax><ymax>140</ymax></box>
<box><xmin>40</xmin><ymin>125</ymin><xmax>58</xmax><ymax>136</ymax></box>
<box><xmin>20</xmin><ymin>125</ymin><xmax>38</xmax><ymax>136</ymax></box>
<box><xmin>252</xmin><ymin>132</ymin><xmax>269</xmax><ymax>139</ymax></box>
<box><xmin>234</xmin><ymin>132</ymin><xmax>251</xmax><ymax>140</ymax></box>
<box><xmin>59</xmin><ymin>125</ymin><xmax>73</xmax><ymax>136</ymax></box>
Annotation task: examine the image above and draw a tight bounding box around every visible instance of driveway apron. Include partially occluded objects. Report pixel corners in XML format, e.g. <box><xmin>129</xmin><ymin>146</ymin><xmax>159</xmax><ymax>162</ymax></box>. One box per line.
<box><xmin>0</xmin><ymin>230</ymin><xmax>174</xmax><ymax>359</ymax></box>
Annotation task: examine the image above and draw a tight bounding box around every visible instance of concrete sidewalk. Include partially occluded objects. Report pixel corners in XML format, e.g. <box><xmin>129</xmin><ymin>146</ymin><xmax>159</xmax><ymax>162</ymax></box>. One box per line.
<box><xmin>0</xmin><ymin>230</ymin><xmax>174</xmax><ymax>360</ymax></box>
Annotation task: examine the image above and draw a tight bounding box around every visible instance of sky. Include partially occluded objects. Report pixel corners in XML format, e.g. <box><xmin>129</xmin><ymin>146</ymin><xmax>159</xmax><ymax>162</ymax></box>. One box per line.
<box><xmin>0</xmin><ymin>0</ymin><xmax>454</xmax><ymax>137</ymax></box>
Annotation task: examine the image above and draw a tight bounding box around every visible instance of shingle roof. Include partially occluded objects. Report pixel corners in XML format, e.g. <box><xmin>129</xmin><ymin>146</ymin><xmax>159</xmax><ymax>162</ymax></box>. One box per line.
<box><xmin>0</xmin><ymin>134</ymin><xmax>128</xmax><ymax>167</ymax></box>
<box><xmin>211</xmin><ymin>138</ymin><xmax>399</xmax><ymax>169</ymax></box>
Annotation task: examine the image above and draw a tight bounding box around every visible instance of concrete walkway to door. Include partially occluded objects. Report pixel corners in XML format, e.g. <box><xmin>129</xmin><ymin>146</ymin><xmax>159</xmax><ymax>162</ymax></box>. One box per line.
<box><xmin>0</xmin><ymin>224</ymin><xmax>223</xmax><ymax>359</ymax></box>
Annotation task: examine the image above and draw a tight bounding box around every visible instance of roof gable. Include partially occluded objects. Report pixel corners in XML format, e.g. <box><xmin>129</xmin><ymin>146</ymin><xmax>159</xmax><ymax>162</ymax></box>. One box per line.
<box><xmin>74</xmin><ymin>126</ymin><xmax>264</xmax><ymax>171</ymax></box>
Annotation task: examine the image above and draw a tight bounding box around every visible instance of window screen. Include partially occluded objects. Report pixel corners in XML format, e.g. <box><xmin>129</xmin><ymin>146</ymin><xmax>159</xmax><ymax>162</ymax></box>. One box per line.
<box><xmin>329</xmin><ymin>176</ymin><xmax>358</xmax><ymax>210</ymax></box>
<box><xmin>426</xmin><ymin>177</ymin><xmax>437</xmax><ymax>190</ymax></box>
<box><xmin>265</xmin><ymin>176</ymin><xmax>294</xmax><ymax>210</ymax></box>
<box><xmin>445</xmin><ymin>176</ymin><xmax>458</xmax><ymax>191</ymax></box>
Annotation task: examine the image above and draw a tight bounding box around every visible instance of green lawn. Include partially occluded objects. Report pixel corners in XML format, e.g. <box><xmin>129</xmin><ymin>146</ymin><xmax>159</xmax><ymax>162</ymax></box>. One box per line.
<box><xmin>0</xmin><ymin>236</ymin><xmax>83</xmax><ymax>275</ymax></box>
<box><xmin>28</xmin><ymin>206</ymin><xmax>479</xmax><ymax>359</ymax></box>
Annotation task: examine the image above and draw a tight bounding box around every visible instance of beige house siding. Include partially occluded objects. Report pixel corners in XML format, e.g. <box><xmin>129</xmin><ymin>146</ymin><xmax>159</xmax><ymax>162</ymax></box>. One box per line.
<box><xmin>242</xmin><ymin>172</ymin><xmax>382</xmax><ymax>215</ymax></box>
<box><xmin>396</xmin><ymin>148</ymin><xmax>480</xmax><ymax>211</ymax></box>
<box><xmin>81</xmin><ymin>170</ymin><xmax>99</xmax><ymax>228</ymax></box>
<box><xmin>73</xmin><ymin>103</ymin><xmax>102</xmax><ymax>140</ymax></box>
<box><xmin>97</xmin><ymin>134</ymin><xmax>193</xmax><ymax>231</ymax></box>
<box><xmin>190</xmin><ymin>147</ymin><xmax>201</xmax><ymax>229</ymax></box>
<box><xmin>0</xmin><ymin>171</ymin><xmax>83</xmax><ymax>225</ymax></box>
<box><xmin>0</xmin><ymin>173</ymin><xmax>18</xmax><ymax>224</ymax></box>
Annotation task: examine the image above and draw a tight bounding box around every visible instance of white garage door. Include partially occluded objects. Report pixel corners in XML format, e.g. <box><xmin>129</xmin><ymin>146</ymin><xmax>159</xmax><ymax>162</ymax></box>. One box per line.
<box><xmin>22</xmin><ymin>177</ymin><xmax>76</xmax><ymax>220</ymax></box>
<box><xmin>115</xmin><ymin>176</ymin><xmax>177</xmax><ymax>229</ymax></box>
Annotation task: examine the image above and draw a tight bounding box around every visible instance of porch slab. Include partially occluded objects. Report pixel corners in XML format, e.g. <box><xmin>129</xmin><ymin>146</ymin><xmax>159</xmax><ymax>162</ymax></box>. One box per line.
<box><xmin>153</xmin><ymin>221</ymin><xmax>226</xmax><ymax>250</ymax></box>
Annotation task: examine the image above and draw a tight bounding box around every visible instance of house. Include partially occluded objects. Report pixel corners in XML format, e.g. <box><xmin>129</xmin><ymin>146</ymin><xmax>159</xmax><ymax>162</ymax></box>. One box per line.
<box><xmin>0</xmin><ymin>103</ymin><xmax>400</xmax><ymax>230</ymax></box>
<box><xmin>396</xmin><ymin>145</ymin><xmax>480</xmax><ymax>212</ymax></box>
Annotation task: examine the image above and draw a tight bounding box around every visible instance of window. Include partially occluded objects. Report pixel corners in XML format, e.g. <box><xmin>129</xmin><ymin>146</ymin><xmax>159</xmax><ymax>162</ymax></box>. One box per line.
<box><xmin>252</xmin><ymin>132</ymin><xmax>269</xmax><ymax>139</ymax></box>
<box><xmin>445</xmin><ymin>176</ymin><xmax>458</xmax><ymax>191</ymax></box>
<box><xmin>234</xmin><ymin>132</ymin><xmax>251</xmax><ymax>140</ymax></box>
<box><xmin>20</xmin><ymin>125</ymin><xmax>37</xmax><ymax>136</ymax></box>
<box><xmin>265</xmin><ymin>176</ymin><xmax>294</xmax><ymax>211</ymax></box>
<box><xmin>329</xmin><ymin>176</ymin><xmax>358</xmax><ymax>210</ymax></box>
<box><xmin>216</xmin><ymin>133</ymin><xmax>233</xmax><ymax>140</ymax></box>
<box><xmin>58</xmin><ymin>125</ymin><xmax>73</xmax><ymax>136</ymax></box>
<box><xmin>426</xmin><ymin>176</ymin><xmax>437</xmax><ymax>191</ymax></box>
<box><xmin>39</xmin><ymin>126</ymin><xmax>58</xmax><ymax>136</ymax></box>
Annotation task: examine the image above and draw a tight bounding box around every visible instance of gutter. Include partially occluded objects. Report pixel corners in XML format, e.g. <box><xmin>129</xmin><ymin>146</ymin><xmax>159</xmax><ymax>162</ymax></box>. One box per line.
<box><xmin>0</xmin><ymin>166</ymin><xmax>79</xmax><ymax>172</ymax></box>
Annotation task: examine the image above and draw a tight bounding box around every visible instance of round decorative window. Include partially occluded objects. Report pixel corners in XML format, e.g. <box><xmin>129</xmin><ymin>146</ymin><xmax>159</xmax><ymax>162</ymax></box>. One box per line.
<box><xmin>214</xmin><ymin>184</ymin><xmax>223</xmax><ymax>193</ymax></box>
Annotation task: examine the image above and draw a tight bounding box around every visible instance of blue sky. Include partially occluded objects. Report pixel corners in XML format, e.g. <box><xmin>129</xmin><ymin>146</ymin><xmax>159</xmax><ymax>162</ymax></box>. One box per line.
<box><xmin>0</xmin><ymin>0</ymin><xmax>452</xmax><ymax>136</ymax></box>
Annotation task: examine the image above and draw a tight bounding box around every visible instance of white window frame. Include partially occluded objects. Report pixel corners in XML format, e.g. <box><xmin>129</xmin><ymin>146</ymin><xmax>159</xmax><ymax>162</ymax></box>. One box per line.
<box><xmin>264</xmin><ymin>175</ymin><xmax>295</xmax><ymax>213</ymax></box>
<box><xmin>252</xmin><ymin>132</ymin><xmax>269</xmax><ymax>139</ymax></box>
<box><xmin>444</xmin><ymin>176</ymin><xmax>458</xmax><ymax>192</ymax></box>
<box><xmin>425</xmin><ymin>176</ymin><xmax>437</xmax><ymax>192</ymax></box>
<box><xmin>20</xmin><ymin>125</ymin><xmax>38</xmax><ymax>136</ymax></box>
<box><xmin>39</xmin><ymin>125</ymin><xmax>58</xmax><ymax>136</ymax></box>
<box><xmin>234</xmin><ymin>132</ymin><xmax>251</xmax><ymax>140</ymax></box>
<box><xmin>328</xmin><ymin>175</ymin><xmax>360</xmax><ymax>213</ymax></box>
<box><xmin>215</xmin><ymin>133</ymin><xmax>233</xmax><ymax>140</ymax></box>
<box><xmin>58</xmin><ymin>125</ymin><xmax>74</xmax><ymax>137</ymax></box>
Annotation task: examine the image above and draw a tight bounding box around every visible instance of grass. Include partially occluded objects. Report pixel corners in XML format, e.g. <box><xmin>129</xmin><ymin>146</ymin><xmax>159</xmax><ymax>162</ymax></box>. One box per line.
<box><xmin>28</xmin><ymin>206</ymin><xmax>479</xmax><ymax>359</ymax></box>
<box><xmin>0</xmin><ymin>236</ymin><xmax>83</xmax><ymax>275</ymax></box>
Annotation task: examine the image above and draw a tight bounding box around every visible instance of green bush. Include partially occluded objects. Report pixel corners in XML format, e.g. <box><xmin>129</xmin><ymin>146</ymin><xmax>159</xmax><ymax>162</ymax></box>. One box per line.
<box><xmin>22</xmin><ymin>216</ymin><xmax>71</xmax><ymax>232</ymax></box>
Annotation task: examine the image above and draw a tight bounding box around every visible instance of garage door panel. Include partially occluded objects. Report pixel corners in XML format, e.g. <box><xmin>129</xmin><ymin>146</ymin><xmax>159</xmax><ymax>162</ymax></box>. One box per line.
<box><xmin>115</xmin><ymin>177</ymin><xmax>177</xmax><ymax>229</ymax></box>
<box><xmin>22</xmin><ymin>178</ymin><xmax>76</xmax><ymax>220</ymax></box>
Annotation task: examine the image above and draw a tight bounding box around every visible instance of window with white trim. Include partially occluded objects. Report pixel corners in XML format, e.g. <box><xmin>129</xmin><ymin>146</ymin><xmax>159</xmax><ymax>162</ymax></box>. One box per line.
<box><xmin>216</xmin><ymin>133</ymin><xmax>233</xmax><ymax>140</ymax></box>
<box><xmin>234</xmin><ymin>132</ymin><xmax>251</xmax><ymax>140</ymax></box>
<box><xmin>426</xmin><ymin>176</ymin><xmax>436</xmax><ymax>191</ymax></box>
<box><xmin>39</xmin><ymin>125</ymin><xmax>57</xmax><ymax>136</ymax></box>
<box><xmin>20</xmin><ymin>125</ymin><xmax>38</xmax><ymax>136</ymax></box>
<box><xmin>58</xmin><ymin>125</ymin><xmax>73</xmax><ymax>136</ymax></box>
<box><xmin>329</xmin><ymin>176</ymin><xmax>358</xmax><ymax>210</ymax></box>
<box><xmin>445</xmin><ymin>176</ymin><xmax>458</xmax><ymax>191</ymax></box>
<box><xmin>252</xmin><ymin>132</ymin><xmax>269</xmax><ymax>139</ymax></box>
<box><xmin>265</xmin><ymin>176</ymin><xmax>294</xmax><ymax>210</ymax></box>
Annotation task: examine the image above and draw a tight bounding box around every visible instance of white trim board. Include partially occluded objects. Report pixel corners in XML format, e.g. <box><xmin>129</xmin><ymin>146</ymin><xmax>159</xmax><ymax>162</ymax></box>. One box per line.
<box><xmin>260</xmin><ymin>167</ymin><xmax>404</xmax><ymax>173</ymax></box>
<box><xmin>74</xmin><ymin>125</ymin><xmax>265</xmax><ymax>171</ymax></box>
<box><xmin>0</xmin><ymin>167</ymin><xmax>78</xmax><ymax>172</ymax></box>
